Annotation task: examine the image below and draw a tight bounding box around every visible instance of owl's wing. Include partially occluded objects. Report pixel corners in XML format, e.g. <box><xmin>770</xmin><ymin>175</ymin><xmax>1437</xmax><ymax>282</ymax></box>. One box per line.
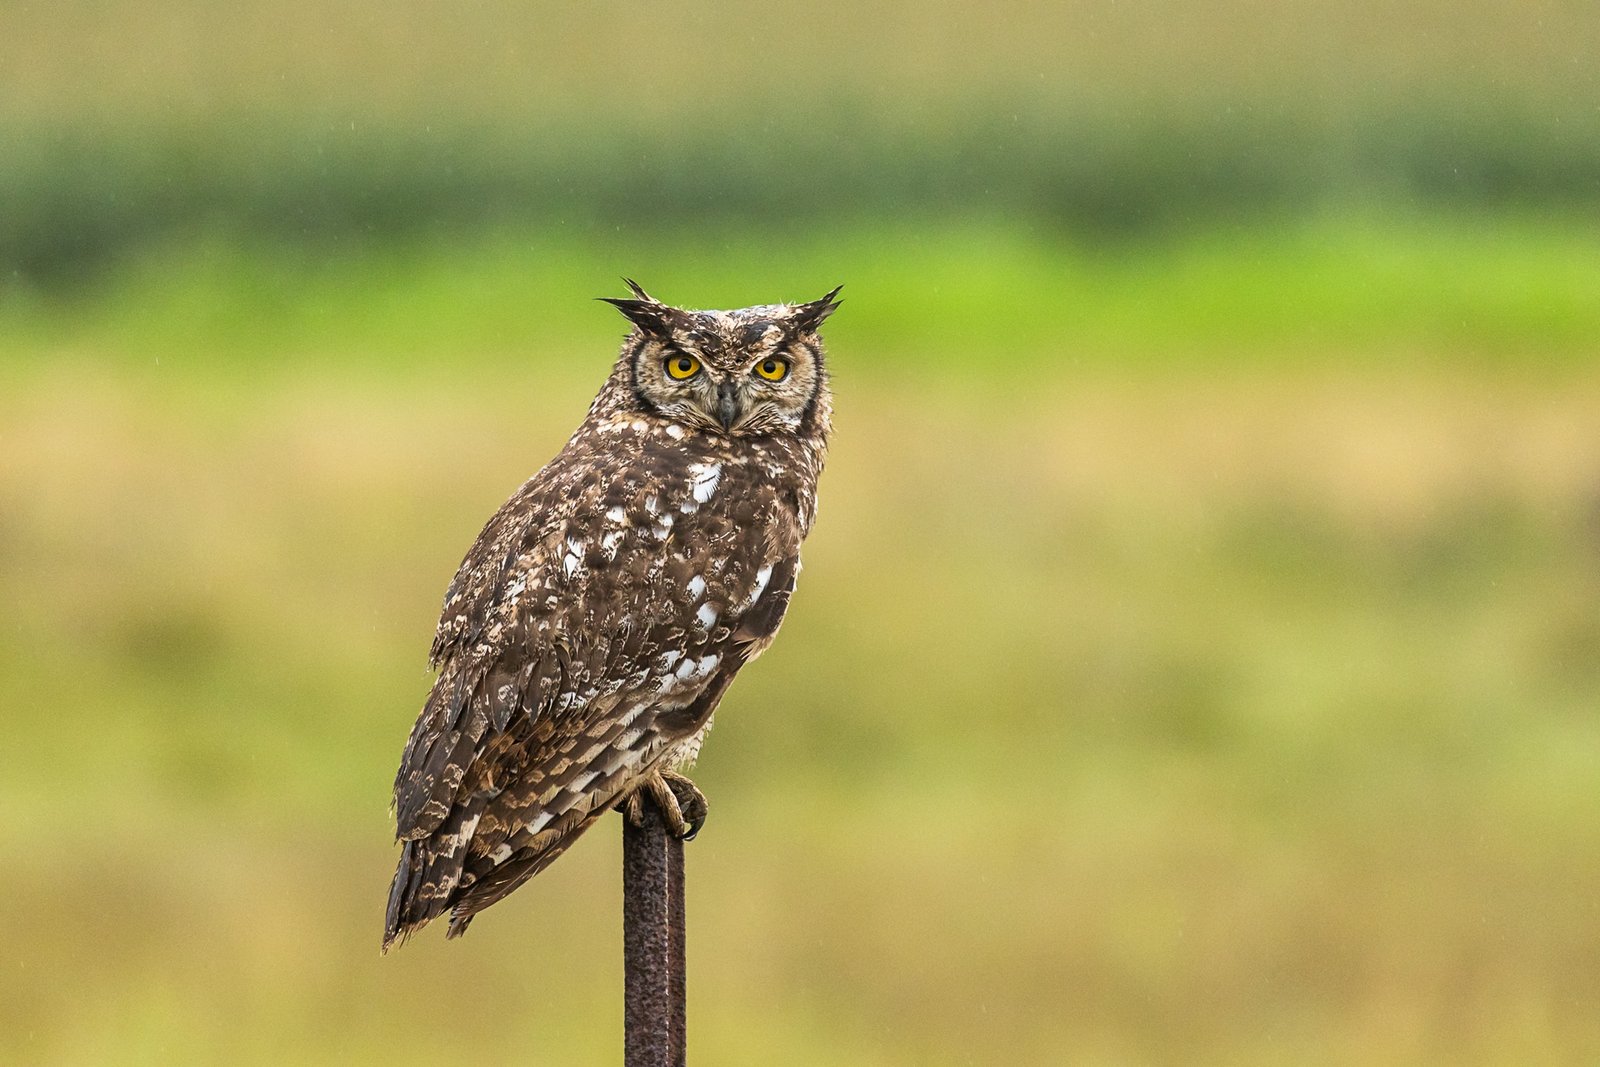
<box><xmin>385</xmin><ymin>446</ymin><xmax>804</xmax><ymax>948</ymax></box>
<box><xmin>391</xmin><ymin>461</ymin><xmax>633</xmax><ymax>843</ymax></box>
<box><xmin>417</xmin><ymin>547</ymin><xmax>802</xmax><ymax>941</ymax></box>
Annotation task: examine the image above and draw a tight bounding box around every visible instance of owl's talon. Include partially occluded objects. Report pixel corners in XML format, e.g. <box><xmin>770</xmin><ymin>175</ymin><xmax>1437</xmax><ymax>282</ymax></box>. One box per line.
<box><xmin>620</xmin><ymin>770</ymin><xmax>708</xmax><ymax>841</ymax></box>
<box><xmin>661</xmin><ymin>770</ymin><xmax>708</xmax><ymax>840</ymax></box>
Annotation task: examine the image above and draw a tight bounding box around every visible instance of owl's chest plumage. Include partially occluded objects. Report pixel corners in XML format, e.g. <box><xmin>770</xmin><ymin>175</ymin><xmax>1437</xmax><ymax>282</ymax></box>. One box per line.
<box><xmin>412</xmin><ymin>412</ymin><xmax>819</xmax><ymax>790</ymax></box>
<box><xmin>436</xmin><ymin>413</ymin><xmax>818</xmax><ymax>685</ymax></box>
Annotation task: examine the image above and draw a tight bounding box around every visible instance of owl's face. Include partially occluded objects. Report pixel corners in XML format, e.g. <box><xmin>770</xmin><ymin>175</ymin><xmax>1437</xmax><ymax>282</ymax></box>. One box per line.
<box><xmin>604</xmin><ymin>283</ymin><xmax>840</xmax><ymax>438</ymax></box>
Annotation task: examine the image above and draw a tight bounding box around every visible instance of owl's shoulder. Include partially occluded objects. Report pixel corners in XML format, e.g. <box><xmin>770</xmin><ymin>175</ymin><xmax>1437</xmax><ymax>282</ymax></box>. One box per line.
<box><xmin>429</xmin><ymin>412</ymin><xmax>816</xmax><ymax>669</ymax></box>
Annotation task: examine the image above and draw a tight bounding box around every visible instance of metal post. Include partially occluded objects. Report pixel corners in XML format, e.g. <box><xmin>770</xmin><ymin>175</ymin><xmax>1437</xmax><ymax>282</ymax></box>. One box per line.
<box><xmin>623</xmin><ymin>796</ymin><xmax>686</xmax><ymax>1067</ymax></box>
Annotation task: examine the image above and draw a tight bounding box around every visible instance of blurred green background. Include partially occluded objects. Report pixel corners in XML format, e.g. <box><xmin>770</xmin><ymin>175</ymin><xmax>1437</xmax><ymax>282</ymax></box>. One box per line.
<box><xmin>4</xmin><ymin>2</ymin><xmax>1599</xmax><ymax>1064</ymax></box>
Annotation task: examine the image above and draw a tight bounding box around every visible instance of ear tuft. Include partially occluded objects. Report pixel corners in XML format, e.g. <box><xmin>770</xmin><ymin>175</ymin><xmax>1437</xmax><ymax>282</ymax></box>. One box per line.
<box><xmin>791</xmin><ymin>285</ymin><xmax>844</xmax><ymax>333</ymax></box>
<box><xmin>599</xmin><ymin>279</ymin><xmax>672</xmax><ymax>336</ymax></box>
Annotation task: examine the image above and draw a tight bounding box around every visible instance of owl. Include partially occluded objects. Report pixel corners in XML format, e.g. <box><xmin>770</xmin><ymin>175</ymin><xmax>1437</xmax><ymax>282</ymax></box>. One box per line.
<box><xmin>383</xmin><ymin>281</ymin><xmax>840</xmax><ymax>950</ymax></box>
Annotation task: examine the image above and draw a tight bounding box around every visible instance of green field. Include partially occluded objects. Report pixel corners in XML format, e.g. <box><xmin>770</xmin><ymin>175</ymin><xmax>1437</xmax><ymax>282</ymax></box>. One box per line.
<box><xmin>5</xmin><ymin>224</ymin><xmax>1599</xmax><ymax>1064</ymax></box>
<box><xmin>8</xmin><ymin>216</ymin><xmax>1600</xmax><ymax>370</ymax></box>
<box><xmin>6</xmin><ymin>0</ymin><xmax>1600</xmax><ymax>284</ymax></box>
<box><xmin>5</xmin><ymin>2</ymin><xmax>1600</xmax><ymax>1063</ymax></box>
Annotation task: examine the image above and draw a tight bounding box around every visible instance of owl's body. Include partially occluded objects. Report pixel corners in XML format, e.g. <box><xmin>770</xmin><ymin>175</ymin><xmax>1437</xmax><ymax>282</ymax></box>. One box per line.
<box><xmin>384</xmin><ymin>284</ymin><xmax>838</xmax><ymax>950</ymax></box>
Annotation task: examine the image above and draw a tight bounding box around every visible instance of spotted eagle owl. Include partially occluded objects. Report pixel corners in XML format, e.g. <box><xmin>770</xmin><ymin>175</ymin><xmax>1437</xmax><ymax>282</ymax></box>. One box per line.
<box><xmin>383</xmin><ymin>282</ymin><xmax>840</xmax><ymax>949</ymax></box>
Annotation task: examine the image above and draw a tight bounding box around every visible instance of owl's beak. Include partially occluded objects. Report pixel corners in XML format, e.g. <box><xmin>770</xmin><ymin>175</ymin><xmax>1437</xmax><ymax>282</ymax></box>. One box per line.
<box><xmin>715</xmin><ymin>381</ymin><xmax>742</xmax><ymax>431</ymax></box>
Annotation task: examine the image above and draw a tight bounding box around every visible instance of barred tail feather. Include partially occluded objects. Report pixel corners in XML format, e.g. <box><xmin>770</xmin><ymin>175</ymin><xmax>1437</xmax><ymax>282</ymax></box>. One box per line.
<box><xmin>383</xmin><ymin>794</ymin><xmax>483</xmax><ymax>951</ymax></box>
<box><xmin>383</xmin><ymin>794</ymin><xmax>613</xmax><ymax>951</ymax></box>
<box><xmin>383</xmin><ymin>840</ymin><xmax>433</xmax><ymax>952</ymax></box>
<box><xmin>442</xmin><ymin>806</ymin><xmax>610</xmax><ymax>939</ymax></box>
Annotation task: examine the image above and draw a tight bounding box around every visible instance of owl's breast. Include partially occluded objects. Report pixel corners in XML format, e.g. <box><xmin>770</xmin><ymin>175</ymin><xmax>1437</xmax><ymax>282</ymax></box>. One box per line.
<box><xmin>427</xmin><ymin>424</ymin><xmax>816</xmax><ymax>740</ymax></box>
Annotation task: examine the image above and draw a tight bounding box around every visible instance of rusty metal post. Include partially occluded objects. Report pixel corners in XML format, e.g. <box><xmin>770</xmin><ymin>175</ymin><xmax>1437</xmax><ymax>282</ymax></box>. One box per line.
<box><xmin>623</xmin><ymin>796</ymin><xmax>686</xmax><ymax>1067</ymax></box>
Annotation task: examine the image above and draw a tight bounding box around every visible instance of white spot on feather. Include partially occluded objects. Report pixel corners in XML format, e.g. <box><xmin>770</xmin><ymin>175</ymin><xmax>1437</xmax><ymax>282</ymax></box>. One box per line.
<box><xmin>606</xmin><ymin>505</ymin><xmax>627</xmax><ymax>523</ymax></box>
<box><xmin>743</xmin><ymin>563</ymin><xmax>774</xmax><ymax>609</ymax></box>
<box><xmin>442</xmin><ymin>814</ymin><xmax>481</xmax><ymax>858</ymax></box>
<box><xmin>562</xmin><ymin>536</ymin><xmax>585</xmax><ymax>578</ymax></box>
<box><xmin>687</xmin><ymin>575</ymin><xmax>707</xmax><ymax>599</ymax></box>
<box><xmin>490</xmin><ymin>844</ymin><xmax>514</xmax><ymax>864</ymax></box>
<box><xmin>677</xmin><ymin>653</ymin><xmax>719</xmax><ymax>681</ymax></box>
<box><xmin>690</xmin><ymin>462</ymin><xmax>721</xmax><ymax>503</ymax></box>
<box><xmin>697</xmin><ymin>603</ymin><xmax>719</xmax><ymax>628</ymax></box>
<box><xmin>655</xmin><ymin>651</ymin><xmax>719</xmax><ymax>695</ymax></box>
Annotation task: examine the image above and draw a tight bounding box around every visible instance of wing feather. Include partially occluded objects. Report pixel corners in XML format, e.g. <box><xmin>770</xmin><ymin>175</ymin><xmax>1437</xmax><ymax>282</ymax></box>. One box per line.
<box><xmin>386</xmin><ymin>429</ymin><xmax>810</xmax><ymax>948</ymax></box>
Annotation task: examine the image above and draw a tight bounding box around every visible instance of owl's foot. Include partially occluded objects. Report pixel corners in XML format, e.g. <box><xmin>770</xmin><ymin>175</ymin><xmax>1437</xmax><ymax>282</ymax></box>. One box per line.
<box><xmin>621</xmin><ymin>769</ymin><xmax>708</xmax><ymax>841</ymax></box>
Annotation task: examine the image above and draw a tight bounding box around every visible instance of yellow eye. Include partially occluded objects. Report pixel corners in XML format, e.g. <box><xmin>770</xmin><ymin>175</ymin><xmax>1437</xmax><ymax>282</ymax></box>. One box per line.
<box><xmin>754</xmin><ymin>358</ymin><xmax>789</xmax><ymax>382</ymax></box>
<box><xmin>664</xmin><ymin>354</ymin><xmax>702</xmax><ymax>380</ymax></box>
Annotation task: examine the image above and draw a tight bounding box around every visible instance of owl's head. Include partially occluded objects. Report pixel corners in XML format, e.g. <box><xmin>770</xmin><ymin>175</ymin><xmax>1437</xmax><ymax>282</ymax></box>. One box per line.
<box><xmin>602</xmin><ymin>280</ymin><xmax>841</xmax><ymax>438</ymax></box>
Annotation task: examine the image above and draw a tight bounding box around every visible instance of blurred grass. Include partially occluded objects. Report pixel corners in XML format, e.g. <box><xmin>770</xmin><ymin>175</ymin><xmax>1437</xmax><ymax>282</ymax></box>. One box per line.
<box><xmin>8</xmin><ymin>105</ymin><xmax>1600</xmax><ymax>290</ymax></box>
<box><xmin>3</xmin><ymin>348</ymin><xmax>1600</xmax><ymax>1064</ymax></box>
<box><xmin>9</xmin><ymin>0</ymin><xmax>1595</xmax><ymax>116</ymax></box>
<box><xmin>5</xmin><ymin>215</ymin><xmax>1600</xmax><ymax>377</ymax></box>
<box><xmin>4</xmin><ymin>0</ymin><xmax>1599</xmax><ymax>280</ymax></box>
<box><xmin>8</xmin><ymin>104</ymin><xmax>1600</xmax><ymax>284</ymax></box>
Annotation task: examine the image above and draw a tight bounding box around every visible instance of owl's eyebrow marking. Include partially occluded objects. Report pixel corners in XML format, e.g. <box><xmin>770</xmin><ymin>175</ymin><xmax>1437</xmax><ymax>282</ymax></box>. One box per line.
<box><xmin>626</xmin><ymin>335</ymin><xmax>655</xmax><ymax>412</ymax></box>
<box><xmin>799</xmin><ymin>338</ymin><xmax>826</xmax><ymax>428</ymax></box>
